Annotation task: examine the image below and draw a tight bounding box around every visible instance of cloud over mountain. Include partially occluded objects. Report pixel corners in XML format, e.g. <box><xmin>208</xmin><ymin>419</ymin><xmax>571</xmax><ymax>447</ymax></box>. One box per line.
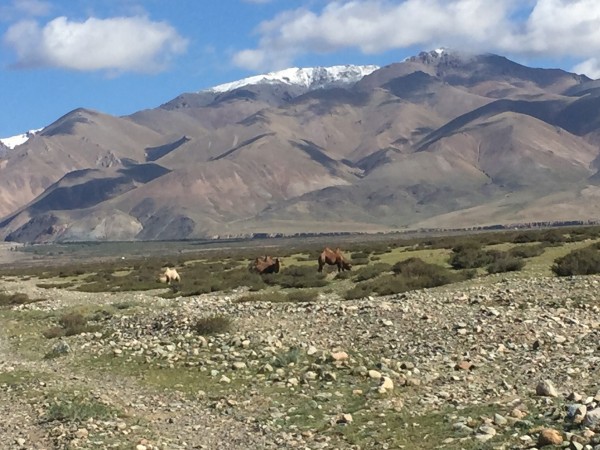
<box><xmin>3</xmin><ymin>15</ymin><xmax>188</xmax><ymax>73</ymax></box>
<box><xmin>233</xmin><ymin>0</ymin><xmax>600</xmax><ymax>78</ymax></box>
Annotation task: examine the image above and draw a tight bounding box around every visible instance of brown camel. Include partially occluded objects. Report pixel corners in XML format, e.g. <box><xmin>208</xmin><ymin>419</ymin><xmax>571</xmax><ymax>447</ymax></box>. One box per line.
<box><xmin>317</xmin><ymin>247</ymin><xmax>352</xmax><ymax>273</ymax></box>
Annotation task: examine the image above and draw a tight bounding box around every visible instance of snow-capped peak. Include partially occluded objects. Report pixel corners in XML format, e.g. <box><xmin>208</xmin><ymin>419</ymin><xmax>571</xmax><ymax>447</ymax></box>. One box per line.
<box><xmin>205</xmin><ymin>65</ymin><xmax>380</xmax><ymax>93</ymax></box>
<box><xmin>404</xmin><ymin>48</ymin><xmax>475</xmax><ymax>66</ymax></box>
<box><xmin>0</xmin><ymin>128</ymin><xmax>43</xmax><ymax>150</ymax></box>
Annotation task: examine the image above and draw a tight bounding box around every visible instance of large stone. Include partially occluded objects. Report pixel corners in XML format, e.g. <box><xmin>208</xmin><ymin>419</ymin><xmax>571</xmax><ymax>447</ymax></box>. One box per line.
<box><xmin>536</xmin><ymin>380</ymin><xmax>558</xmax><ymax>397</ymax></box>
<box><xmin>368</xmin><ymin>370</ymin><xmax>382</xmax><ymax>379</ymax></box>
<box><xmin>378</xmin><ymin>376</ymin><xmax>394</xmax><ymax>394</ymax></box>
<box><xmin>330</xmin><ymin>351</ymin><xmax>348</xmax><ymax>362</ymax></box>
<box><xmin>584</xmin><ymin>408</ymin><xmax>600</xmax><ymax>430</ymax></box>
<box><xmin>537</xmin><ymin>428</ymin><xmax>563</xmax><ymax>446</ymax></box>
<box><xmin>567</xmin><ymin>404</ymin><xmax>587</xmax><ymax>424</ymax></box>
<box><xmin>455</xmin><ymin>360</ymin><xmax>472</xmax><ymax>371</ymax></box>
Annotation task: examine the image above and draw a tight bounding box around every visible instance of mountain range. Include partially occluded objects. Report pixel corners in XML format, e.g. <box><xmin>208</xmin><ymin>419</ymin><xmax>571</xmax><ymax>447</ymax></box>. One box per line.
<box><xmin>2</xmin><ymin>49</ymin><xmax>600</xmax><ymax>243</ymax></box>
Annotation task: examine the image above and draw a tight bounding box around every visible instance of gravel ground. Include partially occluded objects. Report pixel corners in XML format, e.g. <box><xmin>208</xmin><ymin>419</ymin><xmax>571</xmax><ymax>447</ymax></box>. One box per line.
<box><xmin>1</xmin><ymin>273</ymin><xmax>600</xmax><ymax>449</ymax></box>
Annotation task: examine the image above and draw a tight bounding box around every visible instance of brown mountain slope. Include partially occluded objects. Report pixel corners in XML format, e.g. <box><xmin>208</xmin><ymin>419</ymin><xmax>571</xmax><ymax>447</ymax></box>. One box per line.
<box><xmin>2</xmin><ymin>51</ymin><xmax>600</xmax><ymax>242</ymax></box>
<box><xmin>225</xmin><ymin>112</ymin><xmax>598</xmax><ymax>236</ymax></box>
<box><xmin>417</xmin><ymin>112</ymin><xmax>597</xmax><ymax>189</ymax></box>
<box><xmin>0</xmin><ymin>109</ymin><xmax>167</xmax><ymax>218</ymax></box>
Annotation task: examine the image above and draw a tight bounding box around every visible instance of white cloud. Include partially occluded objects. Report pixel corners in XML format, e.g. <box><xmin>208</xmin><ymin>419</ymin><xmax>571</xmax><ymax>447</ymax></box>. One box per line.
<box><xmin>3</xmin><ymin>15</ymin><xmax>188</xmax><ymax>73</ymax></box>
<box><xmin>509</xmin><ymin>0</ymin><xmax>600</xmax><ymax>56</ymax></box>
<box><xmin>232</xmin><ymin>0</ymin><xmax>600</xmax><ymax>78</ymax></box>
<box><xmin>572</xmin><ymin>58</ymin><xmax>600</xmax><ymax>79</ymax></box>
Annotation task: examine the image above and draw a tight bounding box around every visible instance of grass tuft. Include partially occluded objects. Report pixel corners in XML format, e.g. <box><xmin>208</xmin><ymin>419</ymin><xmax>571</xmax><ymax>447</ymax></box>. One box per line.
<box><xmin>43</xmin><ymin>394</ymin><xmax>117</xmax><ymax>423</ymax></box>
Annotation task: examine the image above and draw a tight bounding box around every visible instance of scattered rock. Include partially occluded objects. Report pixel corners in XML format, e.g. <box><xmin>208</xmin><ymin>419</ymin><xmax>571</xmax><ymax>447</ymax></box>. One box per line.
<box><xmin>538</xmin><ymin>428</ymin><xmax>563</xmax><ymax>446</ymax></box>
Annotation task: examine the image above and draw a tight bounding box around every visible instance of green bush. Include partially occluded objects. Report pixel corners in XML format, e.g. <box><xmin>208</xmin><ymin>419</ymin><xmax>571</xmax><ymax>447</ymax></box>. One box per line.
<box><xmin>193</xmin><ymin>315</ymin><xmax>232</xmax><ymax>335</ymax></box>
<box><xmin>334</xmin><ymin>271</ymin><xmax>352</xmax><ymax>280</ymax></box>
<box><xmin>486</xmin><ymin>256</ymin><xmax>525</xmax><ymax>274</ymax></box>
<box><xmin>220</xmin><ymin>268</ymin><xmax>266</xmax><ymax>291</ymax></box>
<box><xmin>370</xmin><ymin>275</ymin><xmax>410</xmax><ymax>296</ymax></box>
<box><xmin>391</xmin><ymin>258</ymin><xmax>454</xmax><ymax>286</ymax></box>
<box><xmin>540</xmin><ymin>229</ymin><xmax>566</xmax><ymax>244</ymax></box>
<box><xmin>508</xmin><ymin>244</ymin><xmax>545</xmax><ymax>259</ymax></box>
<box><xmin>344</xmin><ymin>283</ymin><xmax>374</xmax><ymax>300</ymax></box>
<box><xmin>346</xmin><ymin>258</ymin><xmax>471</xmax><ymax>299</ymax></box>
<box><xmin>42</xmin><ymin>326</ymin><xmax>65</xmax><ymax>339</ymax></box>
<box><xmin>273</xmin><ymin>347</ymin><xmax>301</xmax><ymax>367</ymax></box>
<box><xmin>59</xmin><ymin>313</ymin><xmax>87</xmax><ymax>333</ymax></box>
<box><xmin>44</xmin><ymin>395</ymin><xmax>116</xmax><ymax>423</ymax></box>
<box><xmin>350</xmin><ymin>257</ymin><xmax>369</xmax><ymax>266</ymax></box>
<box><xmin>42</xmin><ymin>312</ymin><xmax>99</xmax><ymax>338</ymax></box>
<box><xmin>37</xmin><ymin>282</ymin><xmax>75</xmax><ymax>289</ymax></box>
<box><xmin>264</xmin><ymin>265</ymin><xmax>327</xmax><ymax>289</ymax></box>
<box><xmin>448</xmin><ymin>243</ymin><xmax>493</xmax><ymax>269</ymax></box>
<box><xmin>512</xmin><ymin>233</ymin><xmax>537</xmax><ymax>244</ymax></box>
<box><xmin>353</xmin><ymin>263</ymin><xmax>391</xmax><ymax>282</ymax></box>
<box><xmin>351</xmin><ymin>251</ymin><xmax>370</xmax><ymax>260</ymax></box>
<box><xmin>286</xmin><ymin>289</ymin><xmax>319</xmax><ymax>303</ymax></box>
<box><xmin>235</xmin><ymin>292</ymin><xmax>287</xmax><ymax>303</ymax></box>
<box><xmin>0</xmin><ymin>292</ymin><xmax>39</xmax><ymax>307</ymax></box>
<box><xmin>552</xmin><ymin>245</ymin><xmax>600</xmax><ymax>276</ymax></box>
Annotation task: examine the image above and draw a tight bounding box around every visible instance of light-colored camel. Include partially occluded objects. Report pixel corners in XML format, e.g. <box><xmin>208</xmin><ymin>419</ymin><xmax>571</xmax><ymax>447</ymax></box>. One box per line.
<box><xmin>159</xmin><ymin>267</ymin><xmax>181</xmax><ymax>284</ymax></box>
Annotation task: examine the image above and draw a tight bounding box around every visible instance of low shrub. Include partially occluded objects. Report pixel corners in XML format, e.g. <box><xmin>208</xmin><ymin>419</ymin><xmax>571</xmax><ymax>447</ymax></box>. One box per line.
<box><xmin>59</xmin><ymin>313</ymin><xmax>86</xmax><ymax>330</ymax></box>
<box><xmin>273</xmin><ymin>347</ymin><xmax>301</xmax><ymax>367</ymax></box>
<box><xmin>42</xmin><ymin>326</ymin><xmax>65</xmax><ymax>339</ymax></box>
<box><xmin>44</xmin><ymin>395</ymin><xmax>116</xmax><ymax>423</ymax></box>
<box><xmin>37</xmin><ymin>282</ymin><xmax>75</xmax><ymax>289</ymax></box>
<box><xmin>352</xmin><ymin>263</ymin><xmax>391</xmax><ymax>282</ymax></box>
<box><xmin>370</xmin><ymin>275</ymin><xmax>410</xmax><ymax>296</ymax></box>
<box><xmin>448</xmin><ymin>242</ymin><xmax>493</xmax><ymax>269</ymax></box>
<box><xmin>264</xmin><ymin>265</ymin><xmax>327</xmax><ymax>289</ymax></box>
<box><xmin>193</xmin><ymin>315</ymin><xmax>232</xmax><ymax>335</ymax></box>
<box><xmin>512</xmin><ymin>233</ymin><xmax>537</xmax><ymax>244</ymax></box>
<box><xmin>286</xmin><ymin>289</ymin><xmax>319</xmax><ymax>303</ymax></box>
<box><xmin>552</xmin><ymin>245</ymin><xmax>600</xmax><ymax>276</ymax></box>
<box><xmin>508</xmin><ymin>244</ymin><xmax>545</xmax><ymax>259</ymax></box>
<box><xmin>235</xmin><ymin>292</ymin><xmax>287</xmax><ymax>303</ymax></box>
<box><xmin>391</xmin><ymin>258</ymin><xmax>455</xmax><ymax>286</ymax></box>
<box><xmin>370</xmin><ymin>244</ymin><xmax>393</xmax><ymax>255</ymax></box>
<box><xmin>42</xmin><ymin>312</ymin><xmax>100</xmax><ymax>339</ymax></box>
<box><xmin>334</xmin><ymin>271</ymin><xmax>352</xmax><ymax>280</ymax></box>
<box><xmin>346</xmin><ymin>257</ymin><xmax>474</xmax><ymax>299</ymax></box>
<box><xmin>350</xmin><ymin>257</ymin><xmax>369</xmax><ymax>266</ymax></box>
<box><xmin>0</xmin><ymin>292</ymin><xmax>39</xmax><ymax>307</ymax></box>
<box><xmin>486</xmin><ymin>256</ymin><xmax>526</xmax><ymax>274</ymax></box>
<box><xmin>231</xmin><ymin>269</ymin><xmax>267</xmax><ymax>291</ymax></box>
<box><xmin>344</xmin><ymin>283</ymin><xmax>374</xmax><ymax>300</ymax></box>
<box><xmin>540</xmin><ymin>229</ymin><xmax>566</xmax><ymax>245</ymax></box>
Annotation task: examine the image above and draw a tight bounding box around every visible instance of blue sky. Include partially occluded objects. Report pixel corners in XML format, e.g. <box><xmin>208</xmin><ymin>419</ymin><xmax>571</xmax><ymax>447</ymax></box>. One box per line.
<box><xmin>1</xmin><ymin>0</ymin><xmax>600</xmax><ymax>138</ymax></box>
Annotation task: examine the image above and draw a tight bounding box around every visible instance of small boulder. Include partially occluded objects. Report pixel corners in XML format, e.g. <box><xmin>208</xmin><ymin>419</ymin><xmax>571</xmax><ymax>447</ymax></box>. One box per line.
<box><xmin>536</xmin><ymin>380</ymin><xmax>558</xmax><ymax>397</ymax></box>
<box><xmin>537</xmin><ymin>428</ymin><xmax>563</xmax><ymax>446</ymax></box>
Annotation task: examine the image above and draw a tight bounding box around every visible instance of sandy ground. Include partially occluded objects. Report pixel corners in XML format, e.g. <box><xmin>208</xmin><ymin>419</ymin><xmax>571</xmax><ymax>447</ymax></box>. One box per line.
<box><xmin>0</xmin><ymin>243</ymin><xmax>31</xmax><ymax>265</ymax></box>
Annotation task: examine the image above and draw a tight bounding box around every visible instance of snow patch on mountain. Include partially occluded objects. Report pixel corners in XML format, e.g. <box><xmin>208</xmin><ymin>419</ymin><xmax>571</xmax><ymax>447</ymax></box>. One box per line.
<box><xmin>0</xmin><ymin>128</ymin><xmax>43</xmax><ymax>150</ymax></box>
<box><xmin>205</xmin><ymin>65</ymin><xmax>380</xmax><ymax>93</ymax></box>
